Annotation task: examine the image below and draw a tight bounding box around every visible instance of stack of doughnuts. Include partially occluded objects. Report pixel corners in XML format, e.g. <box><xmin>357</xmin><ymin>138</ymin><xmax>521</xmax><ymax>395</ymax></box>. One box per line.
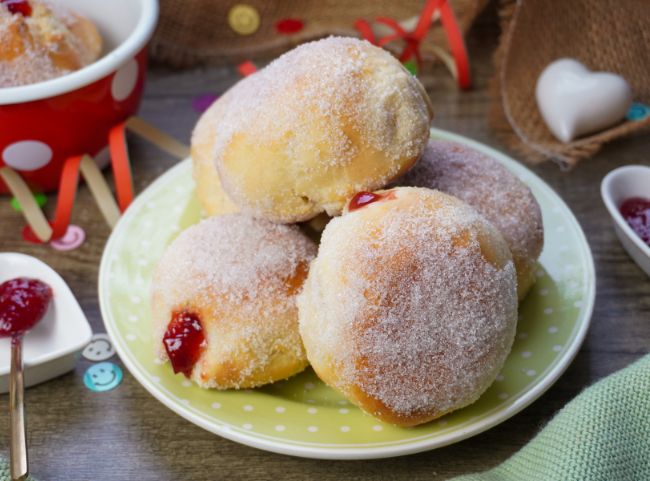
<box><xmin>151</xmin><ymin>37</ymin><xmax>544</xmax><ymax>427</ymax></box>
<box><xmin>0</xmin><ymin>1</ymin><xmax>102</xmax><ymax>87</ymax></box>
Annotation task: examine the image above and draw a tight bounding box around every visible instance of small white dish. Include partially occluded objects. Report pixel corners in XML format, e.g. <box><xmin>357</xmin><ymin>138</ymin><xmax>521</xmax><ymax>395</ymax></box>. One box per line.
<box><xmin>0</xmin><ymin>253</ymin><xmax>93</xmax><ymax>393</ymax></box>
<box><xmin>601</xmin><ymin>165</ymin><xmax>650</xmax><ymax>277</ymax></box>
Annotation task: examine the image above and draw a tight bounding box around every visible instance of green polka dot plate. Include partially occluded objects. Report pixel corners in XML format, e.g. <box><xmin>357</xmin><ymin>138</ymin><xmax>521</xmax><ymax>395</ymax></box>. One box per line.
<box><xmin>99</xmin><ymin>128</ymin><xmax>595</xmax><ymax>459</ymax></box>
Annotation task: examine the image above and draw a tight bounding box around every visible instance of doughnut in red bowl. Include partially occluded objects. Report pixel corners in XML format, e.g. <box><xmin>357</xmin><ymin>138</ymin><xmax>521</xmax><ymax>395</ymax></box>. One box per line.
<box><xmin>0</xmin><ymin>0</ymin><xmax>158</xmax><ymax>193</ymax></box>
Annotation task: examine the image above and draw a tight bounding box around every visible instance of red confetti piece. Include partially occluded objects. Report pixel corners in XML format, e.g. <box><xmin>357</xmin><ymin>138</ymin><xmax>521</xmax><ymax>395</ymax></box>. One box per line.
<box><xmin>22</xmin><ymin>222</ymin><xmax>86</xmax><ymax>250</ymax></box>
<box><xmin>238</xmin><ymin>61</ymin><xmax>258</xmax><ymax>77</ymax></box>
<box><xmin>275</xmin><ymin>18</ymin><xmax>304</xmax><ymax>34</ymax></box>
<box><xmin>22</xmin><ymin>223</ymin><xmax>50</xmax><ymax>244</ymax></box>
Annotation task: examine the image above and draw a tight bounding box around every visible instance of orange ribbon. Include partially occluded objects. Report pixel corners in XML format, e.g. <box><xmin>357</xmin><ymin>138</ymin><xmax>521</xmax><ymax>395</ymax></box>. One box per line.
<box><xmin>355</xmin><ymin>0</ymin><xmax>471</xmax><ymax>89</ymax></box>
<box><xmin>17</xmin><ymin>117</ymin><xmax>189</xmax><ymax>244</ymax></box>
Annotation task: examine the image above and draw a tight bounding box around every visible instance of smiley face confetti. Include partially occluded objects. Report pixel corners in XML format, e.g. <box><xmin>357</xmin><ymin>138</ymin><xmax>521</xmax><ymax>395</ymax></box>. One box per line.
<box><xmin>82</xmin><ymin>333</ymin><xmax>116</xmax><ymax>362</ymax></box>
<box><xmin>84</xmin><ymin>362</ymin><xmax>123</xmax><ymax>392</ymax></box>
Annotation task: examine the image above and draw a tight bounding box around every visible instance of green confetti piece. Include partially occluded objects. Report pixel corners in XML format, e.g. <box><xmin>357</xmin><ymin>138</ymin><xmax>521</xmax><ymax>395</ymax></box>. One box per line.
<box><xmin>10</xmin><ymin>192</ymin><xmax>47</xmax><ymax>212</ymax></box>
<box><xmin>403</xmin><ymin>60</ymin><xmax>418</xmax><ymax>76</ymax></box>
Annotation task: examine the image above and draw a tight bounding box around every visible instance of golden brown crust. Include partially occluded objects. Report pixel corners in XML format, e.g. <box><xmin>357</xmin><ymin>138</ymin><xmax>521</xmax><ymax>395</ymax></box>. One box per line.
<box><xmin>397</xmin><ymin>140</ymin><xmax>544</xmax><ymax>299</ymax></box>
<box><xmin>204</xmin><ymin>37</ymin><xmax>433</xmax><ymax>223</ymax></box>
<box><xmin>0</xmin><ymin>2</ymin><xmax>103</xmax><ymax>87</ymax></box>
<box><xmin>191</xmin><ymin>96</ymin><xmax>240</xmax><ymax>217</ymax></box>
<box><xmin>299</xmin><ymin>188</ymin><xmax>518</xmax><ymax>426</ymax></box>
<box><xmin>151</xmin><ymin>215</ymin><xmax>317</xmax><ymax>389</ymax></box>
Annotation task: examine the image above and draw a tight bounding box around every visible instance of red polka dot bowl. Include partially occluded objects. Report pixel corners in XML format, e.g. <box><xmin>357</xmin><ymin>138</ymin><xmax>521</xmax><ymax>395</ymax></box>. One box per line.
<box><xmin>0</xmin><ymin>0</ymin><xmax>159</xmax><ymax>194</ymax></box>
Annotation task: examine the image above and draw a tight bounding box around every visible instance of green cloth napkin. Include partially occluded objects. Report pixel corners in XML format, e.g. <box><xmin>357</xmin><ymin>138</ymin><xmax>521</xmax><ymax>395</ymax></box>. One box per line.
<box><xmin>453</xmin><ymin>354</ymin><xmax>650</xmax><ymax>481</ymax></box>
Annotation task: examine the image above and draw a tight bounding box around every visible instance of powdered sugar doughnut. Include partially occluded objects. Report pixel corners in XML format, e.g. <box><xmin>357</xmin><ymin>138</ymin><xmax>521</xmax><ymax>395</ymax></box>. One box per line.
<box><xmin>298</xmin><ymin>187</ymin><xmax>518</xmax><ymax>426</ymax></box>
<box><xmin>210</xmin><ymin>37</ymin><xmax>433</xmax><ymax>223</ymax></box>
<box><xmin>191</xmin><ymin>89</ymin><xmax>240</xmax><ymax>217</ymax></box>
<box><xmin>399</xmin><ymin>140</ymin><xmax>543</xmax><ymax>299</ymax></box>
<box><xmin>151</xmin><ymin>214</ymin><xmax>317</xmax><ymax>389</ymax></box>
<box><xmin>0</xmin><ymin>1</ymin><xmax>102</xmax><ymax>87</ymax></box>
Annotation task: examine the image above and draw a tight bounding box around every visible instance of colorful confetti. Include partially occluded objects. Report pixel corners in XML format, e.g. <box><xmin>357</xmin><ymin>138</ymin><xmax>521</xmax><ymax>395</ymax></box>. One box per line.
<box><xmin>403</xmin><ymin>60</ymin><xmax>419</xmax><ymax>76</ymax></box>
<box><xmin>22</xmin><ymin>224</ymin><xmax>46</xmax><ymax>244</ymax></box>
<box><xmin>626</xmin><ymin>102</ymin><xmax>650</xmax><ymax>121</ymax></box>
<box><xmin>227</xmin><ymin>4</ymin><xmax>261</xmax><ymax>36</ymax></box>
<box><xmin>238</xmin><ymin>60</ymin><xmax>258</xmax><ymax>77</ymax></box>
<box><xmin>192</xmin><ymin>93</ymin><xmax>220</xmax><ymax>113</ymax></box>
<box><xmin>83</xmin><ymin>362</ymin><xmax>123</xmax><ymax>392</ymax></box>
<box><xmin>50</xmin><ymin>224</ymin><xmax>86</xmax><ymax>251</ymax></box>
<box><xmin>275</xmin><ymin>18</ymin><xmax>305</xmax><ymax>35</ymax></box>
<box><xmin>82</xmin><ymin>333</ymin><xmax>116</xmax><ymax>362</ymax></box>
<box><xmin>10</xmin><ymin>192</ymin><xmax>47</xmax><ymax>212</ymax></box>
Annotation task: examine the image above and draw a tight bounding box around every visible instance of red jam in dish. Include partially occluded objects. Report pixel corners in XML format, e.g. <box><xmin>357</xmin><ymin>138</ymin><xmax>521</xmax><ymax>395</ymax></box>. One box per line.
<box><xmin>1</xmin><ymin>0</ymin><xmax>32</xmax><ymax>16</ymax></box>
<box><xmin>620</xmin><ymin>197</ymin><xmax>650</xmax><ymax>246</ymax></box>
<box><xmin>0</xmin><ymin>277</ymin><xmax>52</xmax><ymax>338</ymax></box>
<box><xmin>163</xmin><ymin>310</ymin><xmax>206</xmax><ymax>377</ymax></box>
<box><xmin>348</xmin><ymin>191</ymin><xmax>396</xmax><ymax>211</ymax></box>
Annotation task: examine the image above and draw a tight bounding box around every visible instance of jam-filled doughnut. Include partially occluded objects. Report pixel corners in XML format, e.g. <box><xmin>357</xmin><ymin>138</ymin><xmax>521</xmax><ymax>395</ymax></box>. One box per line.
<box><xmin>298</xmin><ymin>187</ymin><xmax>518</xmax><ymax>426</ymax></box>
<box><xmin>207</xmin><ymin>36</ymin><xmax>433</xmax><ymax>223</ymax></box>
<box><xmin>151</xmin><ymin>214</ymin><xmax>317</xmax><ymax>389</ymax></box>
<box><xmin>399</xmin><ymin>140</ymin><xmax>544</xmax><ymax>299</ymax></box>
<box><xmin>0</xmin><ymin>1</ymin><xmax>102</xmax><ymax>87</ymax></box>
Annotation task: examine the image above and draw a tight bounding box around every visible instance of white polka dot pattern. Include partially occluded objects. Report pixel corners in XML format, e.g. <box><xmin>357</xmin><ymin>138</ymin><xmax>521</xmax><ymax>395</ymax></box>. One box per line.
<box><xmin>2</xmin><ymin>140</ymin><xmax>53</xmax><ymax>171</ymax></box>
<box><xmin>111</xmin><ymin>59</ymin><xmax>139</xmax><ymax>101</ymax></box>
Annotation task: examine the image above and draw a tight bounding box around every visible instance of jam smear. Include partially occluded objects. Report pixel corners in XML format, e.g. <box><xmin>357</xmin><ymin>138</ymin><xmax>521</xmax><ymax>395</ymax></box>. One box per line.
<box><xmin>348</xmin><ymin>191</ymin><xmax>396</xmax><ymax>211</ymax></box>
<box><xmin>620</xmin><ymin>197</ymin><xmax>650</xmax><ymax>246</ymax></box>
<box><xmin>1</xmin><ymin>0</ymin><xmax>32</xmax><ymax>16</ymax></box>
<box><xmin>0</xmin><ymin>277</ymin><xmax>52</xmax><ymax>338</ymax></box>
<box><xmin>163</xmin><ymin>310</ymin><xmax>205</xmax><ymax>377</ymax></box>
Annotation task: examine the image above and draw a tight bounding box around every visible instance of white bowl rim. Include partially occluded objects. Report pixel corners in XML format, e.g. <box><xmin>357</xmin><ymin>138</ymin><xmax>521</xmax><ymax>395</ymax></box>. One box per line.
<box><xmin>600</xmin><ymin>164</ymin><xmax>650</xmax><ymax>260</ymax></box>
<box><xmin>0</xmin><ymin>0</ymin><xmax>159</xmax><ymax>106</ymax></box>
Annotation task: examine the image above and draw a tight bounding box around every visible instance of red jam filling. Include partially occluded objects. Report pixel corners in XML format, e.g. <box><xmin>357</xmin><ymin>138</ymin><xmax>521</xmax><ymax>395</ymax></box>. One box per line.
<box><xmin>163</xmin><ymin>310</ymin><xmax>205</xmax><ymax>377</ymax></box>
<box><xmin>0</xmin><ymin>278</ymin><xmax>52</xmax><ymax>338</ymax></box>
<box><xmin>1</xmin><ymin>0</ymin><xmax>32</xmax><ymax>16</ymax></box>
<box><xmin>348</xmin><ymin>191</ymin><xmax>395</xmax><ymax>211</ymax></box>
<box><xmin>620</xmin><ymin>197</ymin><xmax>650</xmax><ymax>246</ymax></box>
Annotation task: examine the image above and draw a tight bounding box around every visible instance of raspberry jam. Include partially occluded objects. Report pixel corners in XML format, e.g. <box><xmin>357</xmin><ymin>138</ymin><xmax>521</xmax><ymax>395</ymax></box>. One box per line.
<box><xmin>163</xmin><ymin>310</ymin><xmax>205</xmax><ymax>377</ymax></box>
<box><xmin>348</xmin><ymin>191</ymin><xmax>395</xmax><ymax>211</ymax></box>
<box><xmin>1</xmin><ymin>0</ymin><xmax>32</xmax><ymax>16</ymax></box>
<box><xmin>620</xmin><ymin>197</ymin><xmax>650</xmax><ymax>246</ymax></box>
<box><xmin>0</xmin><ymin>278</ymin><xmax>52</xmax><ymax>338</ymax></box>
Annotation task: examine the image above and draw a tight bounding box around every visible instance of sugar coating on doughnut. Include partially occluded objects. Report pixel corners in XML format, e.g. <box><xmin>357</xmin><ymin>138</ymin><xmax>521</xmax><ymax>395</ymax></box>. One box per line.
<box><xmin>191</xmin><ymin>88</ymin><xmax>240</xmax><ymax>216</ymax></box>
<box><xmin>208</xmin><ymin>36</ymin><xmax>433</xmax><ymax>222</ymax></box>
<box><xmin>399</xmin><ymin>140</ymin><xmax>543</xmax><ymax>298</ymax></box>
<box><xmin>298</xmin><ymin>187</ymin><xmax>518</xmax><ymax>425</ymax></box>
<box><xmin>152</xmin><ymin>214</ymin><xmax>317</xmax><ymax>389</ymax></box>
<box><xmin>0</xmin><ymin>2</ymin><xmax>102</xmax><ymax>87</ymax></box>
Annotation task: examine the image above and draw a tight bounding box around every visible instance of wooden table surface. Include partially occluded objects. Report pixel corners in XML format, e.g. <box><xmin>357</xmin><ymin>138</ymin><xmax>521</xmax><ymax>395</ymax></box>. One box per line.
<box><xmin>1</xmin><ymin>6</ymin><xmax>649</xmax><ymax>481</ymax></box>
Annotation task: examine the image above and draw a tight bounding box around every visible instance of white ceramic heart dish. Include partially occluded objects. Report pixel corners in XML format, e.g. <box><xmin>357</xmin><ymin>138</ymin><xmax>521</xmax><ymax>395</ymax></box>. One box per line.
<box><xmin>536</xmin><ymin>58</ymin><xmax>632</xmax><ymax>143</ymax></box>
<box><xmin>0</xmin><ymin>253</ymin><xmax>93</xmax><ymax>392</ymax></box>
<box><xmin>601</xmin><ymin>165</ymin><xmax>650</xmax><ymax>278</ymax></box>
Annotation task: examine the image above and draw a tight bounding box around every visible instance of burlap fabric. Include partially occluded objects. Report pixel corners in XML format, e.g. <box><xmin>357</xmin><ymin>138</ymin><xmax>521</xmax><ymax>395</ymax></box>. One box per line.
<box><xmin>150</xmin><ymin>0</ymin><xmax>486</xmax><ymax>67</ymax></box>
<box><xmin>490</xmin><ymin>0</ymin><xmax>650</xmax><ymax>169</ymax></box>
